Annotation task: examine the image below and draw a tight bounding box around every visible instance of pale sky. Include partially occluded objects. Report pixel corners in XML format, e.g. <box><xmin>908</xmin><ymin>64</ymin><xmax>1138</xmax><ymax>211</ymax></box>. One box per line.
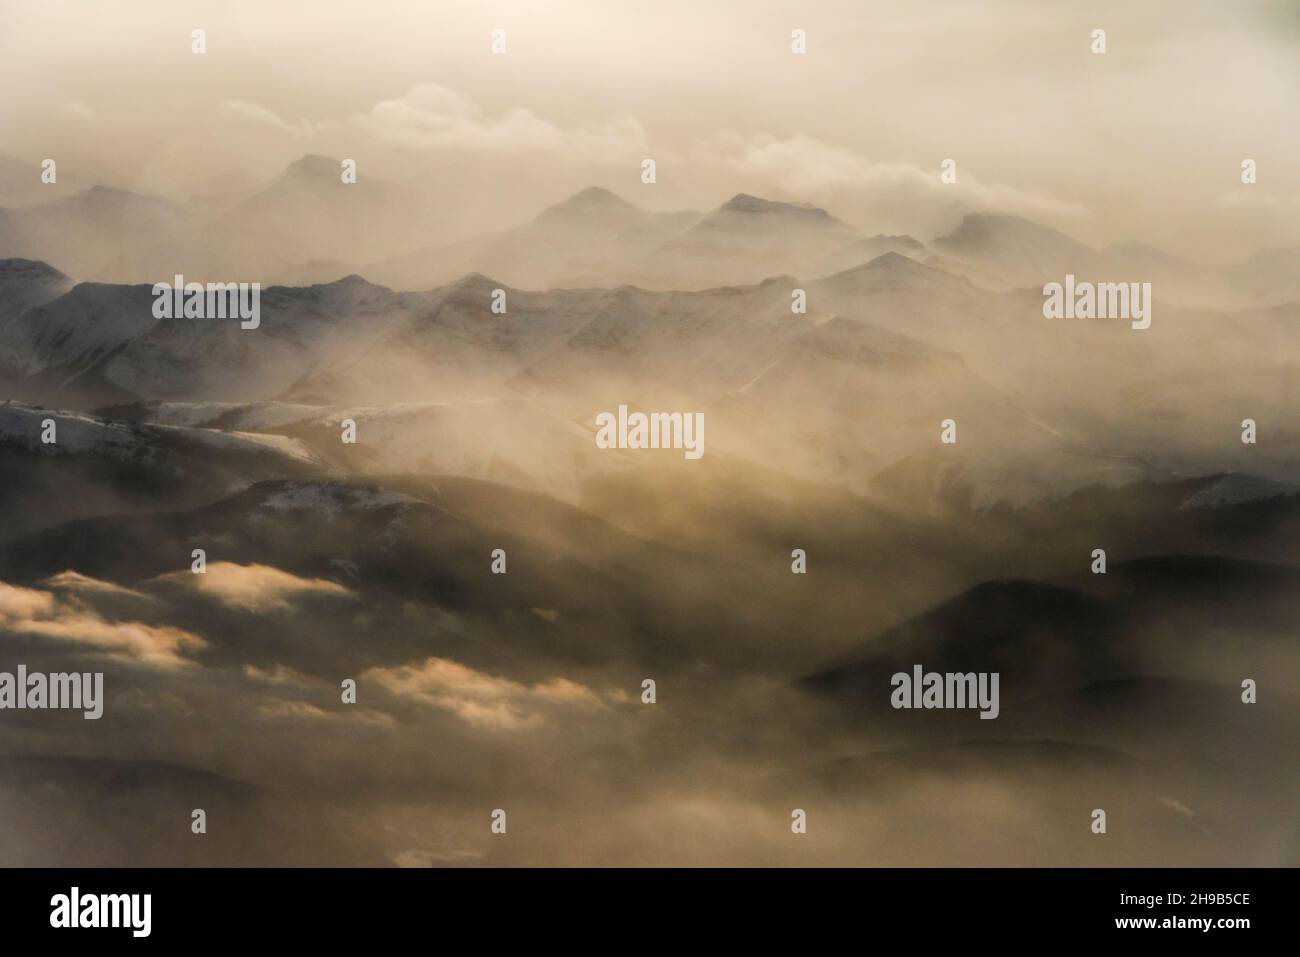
<box><xmin>1</xmin><ymin>0</ymin><xmax>1296</xmax><ymax>258</ymax></box>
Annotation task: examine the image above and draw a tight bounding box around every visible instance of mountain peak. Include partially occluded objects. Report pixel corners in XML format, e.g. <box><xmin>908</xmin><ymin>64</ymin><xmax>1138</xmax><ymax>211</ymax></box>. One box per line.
<box><xmin>441</xmin><ymin>272</ymin><xmax>509</xmax><ymax>296</ymax></box>
<box><xmin>77</xmin><ymin>185</ymin><xmax>153</xmax><ymax>203</ymax></box>
<box><xmin>826</xmin><ymin>251</ymin><xmax>940</xmax><ymax>280</ymax></box>
<box><xmin>568</xmin><ymin>186</ymin><xmax>633</xmax><ymax>207</ymax></box>
<box><xmin>856</xmin><ymin>233</ymin><xmax>924</xmax><ymax>249</ymax></box>
<box><xmin>282</xmin><ymin>154</ymin><xmax>344</xmax><ymax>181</ymax></box>
<box><xmin>866</xmin><ymin>250</ymin><xmax>924</xmax><ymax>269</ymax></box>
<box><xmin>308</xmin><ymin>273</ymin><xmax>393</xmax><ymax>296</ymax></box>
<box><xmin>535</xmin><ymin>186</ymin><xmax>642</xmax><ymax>226</ymax></box>
<box><xmin>0</xmin><ymin>258</ymin><xmax>69</xmax><ymax>282</ymax></box>
<box><xmin>943</xmin><ymin>211</ymin><xmax>1087</xmax><ymax>250</ymax></box>
<box><xmin>721</xmin><ymin>193</ymin><xmax>824</xmax><ymax>216</ymax></box>
<box><xmin>931</xmin><ymin>212</ymin><xmax>1098</xmax><ymax>288</ymax></box>
<box><xmin>44</xmin><ymin>184</ymin><xmax>185</xmax><ymax>218</ymax></box>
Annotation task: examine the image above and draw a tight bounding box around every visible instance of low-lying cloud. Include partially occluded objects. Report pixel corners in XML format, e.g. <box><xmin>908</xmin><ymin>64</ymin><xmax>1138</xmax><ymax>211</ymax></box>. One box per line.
<box><xmin>365</xmin><ymin>656</ymin><xmax>616</xmax><ymax>731</ymax></box>
<box><xmin>701</xmin><ymin>130</ymin><xmax>1088</xmax><ymax>231</ymax></box>
<box><xmin>0</xmin><ymin>578</ymin><xmax>205</xmax><ymax>668</ymax></box>
<box><xmin>153</xmin><ymin>562</ymin><xmax>353</xmax><ymax>612</ymax></box>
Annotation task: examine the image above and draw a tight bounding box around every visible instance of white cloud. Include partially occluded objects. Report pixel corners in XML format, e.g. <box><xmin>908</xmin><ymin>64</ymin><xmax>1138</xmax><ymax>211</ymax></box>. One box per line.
<box><xmin>350</xmin><ymin>83</ymin><xmax>646</xmax><ymax>157</ymax></box>
<box><xmin>700</xmin><ymin>131</ymin><xmax>1087</xmax><ymax>224</ymax></box>
<box><xmin>0</xmin><ymin>578</ymin><xmax>205</xmax><ymax>668</ymax></box>
<box><xmin>243</xmin><ymin>662</ymin><xmax>312</xmax><ymax>686</ymax></box>
<box><xmin>152</xmin><ymin>562</ymin><xmax>352</xmax><ymax>612</ymax></box>
<box><xmin>256</xmin><ymin>697</ymin><xmax>394</xmax><ymax>728</ymax></box>
<box><xmin>41</xmin><ymin>570</ymin><xmax>147</xmax><ymax>600</ymax></box>
<box><xmin>220</xmin><ymin>99</ymin><xmax>313</xmax><ymax>139</ymax></box>
<box><xmin>364</xmin><ymin>656</ymin><xmax>615</xmax><ymax>731</ymax></box>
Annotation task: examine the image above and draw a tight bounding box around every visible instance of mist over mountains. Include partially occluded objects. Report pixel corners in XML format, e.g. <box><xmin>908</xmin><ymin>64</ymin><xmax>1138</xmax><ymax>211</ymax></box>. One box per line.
<box><xmin>1</xmin><ymin>190</ymin><xmax>1295</xmax><ymax>508</ymax></box>
<box><xmin>4</xmin><ymin>153</ymin><xmax>1299</xmax><ymax>307</ymax></box>
<box><xmin>1</xmin><ymin>150</ymin><xmax>1297</xmax><ymax>867</ymax></box>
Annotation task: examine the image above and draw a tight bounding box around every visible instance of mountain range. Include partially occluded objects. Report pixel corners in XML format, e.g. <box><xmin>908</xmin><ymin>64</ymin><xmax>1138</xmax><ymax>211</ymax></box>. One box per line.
<box><xmin>0</xmin><ymin>161</ymin><xmax>1296</xmax><ymax>867</ymax></box>
<box><xmin>3</xmin><ymin>154</ymin><xmax>1298</xmax><ymax>307</ymax></box>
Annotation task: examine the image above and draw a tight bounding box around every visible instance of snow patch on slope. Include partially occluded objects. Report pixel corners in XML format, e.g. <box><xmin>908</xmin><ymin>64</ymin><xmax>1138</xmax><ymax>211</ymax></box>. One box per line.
<box><xmin>0</xmin><ymin>401</ymin><xmax>321</xmax><ymax>465</ymax></box>
<box><xmin>259</xmin><ymin>481</ymin><xmax>423</xmax><ymax>515</ymax></box>
<box><xmin>1178</xmin><ymin>475</ymin><xmax>1298</xmax><ymax>510</ymax></box>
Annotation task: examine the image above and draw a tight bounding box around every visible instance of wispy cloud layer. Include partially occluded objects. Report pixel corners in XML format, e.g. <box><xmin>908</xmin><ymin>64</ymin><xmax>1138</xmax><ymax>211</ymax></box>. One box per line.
<box><xmin>0</xmin><ymin>578</ymin><xmax>204</xmax><ymax>668</ymax></box>
<box><xmin>350</xmin><ymin>83</ymin><xmax>647</xmax><ymax>158</ymax></box>
<box><xmin>152</xmin><ymin>562</ymin><xmax>352</xmax><ymax>612</ymax></box>
<box><xmin>365</xmin><ymin>656</ymin><xmax>615</xmax><ymax>730</ymax></box>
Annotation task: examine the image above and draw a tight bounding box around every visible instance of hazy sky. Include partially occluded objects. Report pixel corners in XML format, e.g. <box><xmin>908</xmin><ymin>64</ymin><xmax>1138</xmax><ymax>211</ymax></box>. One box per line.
<box><xmin>1</xmin><ymin>0</ymin><xmax>1296</xmax><ymax>257</ymax></box>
